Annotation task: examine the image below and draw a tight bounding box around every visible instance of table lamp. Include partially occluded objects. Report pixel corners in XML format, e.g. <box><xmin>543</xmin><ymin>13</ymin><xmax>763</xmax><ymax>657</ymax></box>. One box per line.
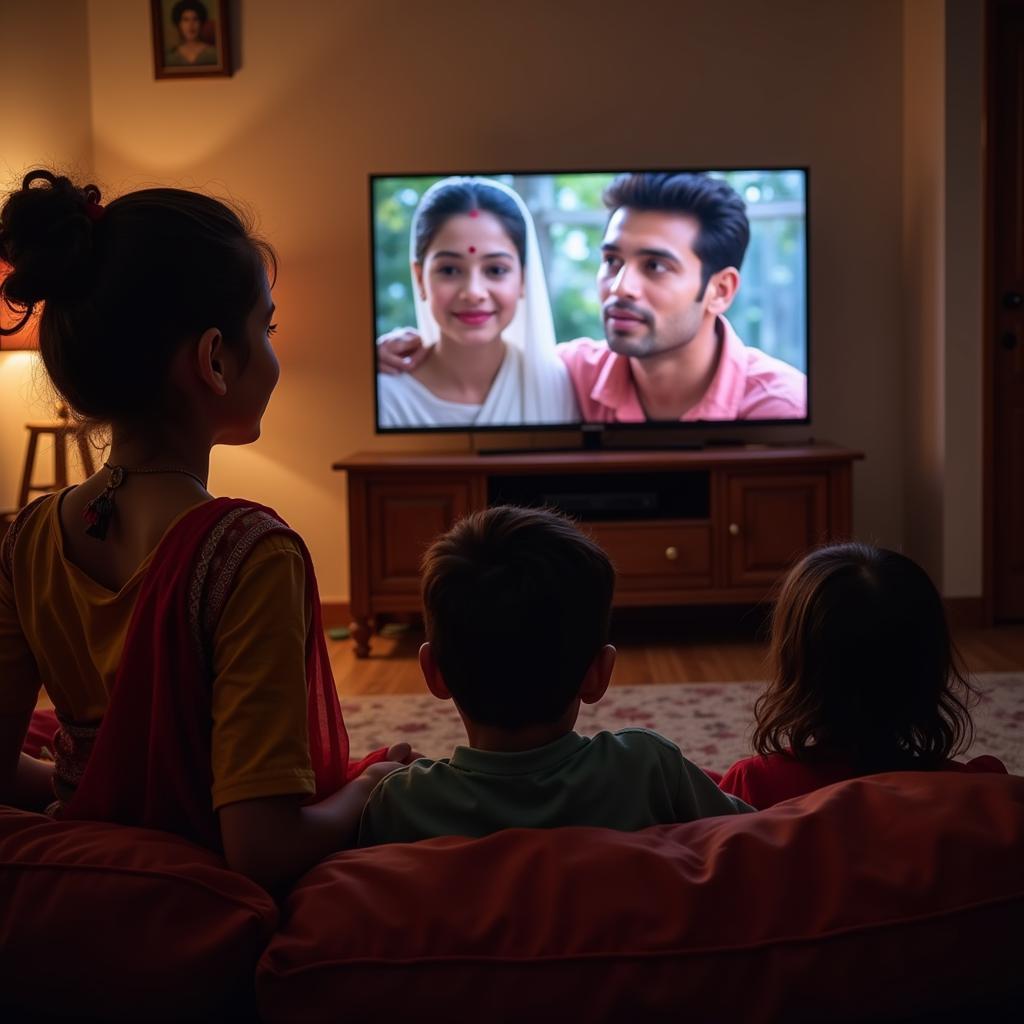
<box><xmin>1</xmin><ymin>261</ymin><xmax>93</xmax><ymax>509</ymax></box>
<box><xmin>0</xmin><ymin>259</ymin><xmax>40</xmax><ymax>351</ymax></box>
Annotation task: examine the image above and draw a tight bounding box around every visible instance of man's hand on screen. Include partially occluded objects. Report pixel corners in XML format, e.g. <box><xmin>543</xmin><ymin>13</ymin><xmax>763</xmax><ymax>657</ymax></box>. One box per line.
<box><xmin>377</xmin><ymin>328</ymin><xmax>429</xmax><ymax>375</ymax></box>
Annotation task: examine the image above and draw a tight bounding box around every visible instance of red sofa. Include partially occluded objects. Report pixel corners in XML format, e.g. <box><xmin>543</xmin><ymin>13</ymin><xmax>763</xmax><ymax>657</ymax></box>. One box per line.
<box><xmin>2</xmin><ymin>771</ymin><xmax>1022</xmax><ymax>1022</ymax></box>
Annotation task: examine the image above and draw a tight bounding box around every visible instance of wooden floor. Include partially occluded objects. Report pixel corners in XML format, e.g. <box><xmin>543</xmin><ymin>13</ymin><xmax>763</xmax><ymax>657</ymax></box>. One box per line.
<box><xmin>331</xmin><ymin>610</ymin><xmax>1024</xmax><ymax>697</ymax></box>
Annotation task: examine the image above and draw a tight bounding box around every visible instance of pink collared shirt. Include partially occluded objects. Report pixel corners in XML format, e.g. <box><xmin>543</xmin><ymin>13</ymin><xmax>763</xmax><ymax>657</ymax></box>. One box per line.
<box><xmin>557</xmin><ymin>317</ymin><xmax>807</xmax><ymax>422</ymax></box>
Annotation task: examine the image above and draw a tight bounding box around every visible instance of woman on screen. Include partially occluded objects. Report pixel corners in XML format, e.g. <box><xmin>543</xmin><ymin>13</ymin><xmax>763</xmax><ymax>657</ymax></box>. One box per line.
<box><xmin>377</xmin><ymin>177</ymin><xmax>578</xmax><ymax>427</ymax></box>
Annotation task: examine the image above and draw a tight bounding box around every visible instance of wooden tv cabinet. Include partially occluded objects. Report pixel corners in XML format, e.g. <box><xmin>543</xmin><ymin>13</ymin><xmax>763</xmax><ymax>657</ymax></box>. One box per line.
<box><xmin>333</xmin><ymin>444</ymin><xmax>862</xmax><ymax>657</ymax></box>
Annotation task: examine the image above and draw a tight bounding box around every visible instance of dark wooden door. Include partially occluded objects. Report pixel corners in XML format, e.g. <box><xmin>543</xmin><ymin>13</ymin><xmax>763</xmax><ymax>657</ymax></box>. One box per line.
<box><xmin>367</xmin><ymin>478</ymin><xmax>474</xmax><ymax>594</ymax></box>
<box><xmin>992</xmin><ymin>0</ymin><xmax>1024</xmax><ymax>620</ymax></box>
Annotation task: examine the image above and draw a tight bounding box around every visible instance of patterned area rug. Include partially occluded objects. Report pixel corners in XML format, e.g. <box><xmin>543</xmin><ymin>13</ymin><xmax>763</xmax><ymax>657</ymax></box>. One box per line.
<box><xmin>343</xmin><ymin>672</ymin><xmax>1024</xmax><ymax>775</ymax></box>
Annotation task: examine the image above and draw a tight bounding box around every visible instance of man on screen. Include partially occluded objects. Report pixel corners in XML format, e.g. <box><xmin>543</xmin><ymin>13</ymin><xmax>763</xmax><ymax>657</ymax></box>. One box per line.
<box><xmin>379</xmin><ymin>172</ymin><xmax>806</xmax><ymax>422</ymax></box>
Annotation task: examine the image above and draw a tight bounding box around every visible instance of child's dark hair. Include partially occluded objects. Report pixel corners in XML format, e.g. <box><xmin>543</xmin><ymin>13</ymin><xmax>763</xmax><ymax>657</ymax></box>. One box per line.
<box><xmin>753</xmin><ymin>542</ymin><xmax>975</xmax><ymax>770</ymax></box>
<box><xmin>420</xmin><ymin>506</ymin><xmax>615</xmax><ymax>730</ymax></box>
<box><xmin>0</xmin><ymin>169</ymin><xmax>275</xmax><ymax>427</ymax></box>
<box><xmin>413</xmin><ymin>179</ymin><xmax>527</xmax><ymax>268</ymax></box>
<box><xmin>602</xmin><ymin>172</ymin><xmax>749</xmax><ymax>297</ymax></box>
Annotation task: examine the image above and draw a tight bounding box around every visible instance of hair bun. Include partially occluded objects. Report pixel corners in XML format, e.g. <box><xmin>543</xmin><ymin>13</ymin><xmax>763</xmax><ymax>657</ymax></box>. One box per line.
<box><xmin>0</xmin><ymin>170</ymin><xmax>101</xmax><ymax>310</ymax></box>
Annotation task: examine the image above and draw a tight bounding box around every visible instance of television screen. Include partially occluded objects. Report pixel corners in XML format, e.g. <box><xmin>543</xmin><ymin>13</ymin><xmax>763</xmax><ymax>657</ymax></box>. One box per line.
<box><xmin>371</xmin><ymin>168</ymin><xmax>808</xmax><ymax>432</ymax></box>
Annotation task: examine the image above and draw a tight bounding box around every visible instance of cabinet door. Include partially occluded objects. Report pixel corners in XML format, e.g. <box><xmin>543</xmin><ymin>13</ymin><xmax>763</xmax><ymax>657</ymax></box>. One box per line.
<box><xmin>368</xmin><ymin>479</ymin><xmax>474</xmax><ymax>594</ymax></box>
<box><xmin>725</xmin><ymin>474</ymin><xmax>828</xmax><ymax>588</ymax></box>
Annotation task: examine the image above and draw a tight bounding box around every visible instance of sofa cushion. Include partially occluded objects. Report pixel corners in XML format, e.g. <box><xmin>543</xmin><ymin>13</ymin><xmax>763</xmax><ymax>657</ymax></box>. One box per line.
<box><xmin>257</xmin><ymin>772</ymin><xmax>1024</xmax><ymax>1022</ymax></box>
<box><xmin>0</xmin><ymin>806</ymin><xmax>277</xmax><ymax>1020</ymax></box>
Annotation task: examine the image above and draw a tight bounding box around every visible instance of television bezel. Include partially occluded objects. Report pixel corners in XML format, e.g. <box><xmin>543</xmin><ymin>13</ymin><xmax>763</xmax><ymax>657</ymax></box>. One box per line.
<box><xmin>369</xmin><ymin>164</ymin><xmax>812</xmax><ymax>436</ymax></box>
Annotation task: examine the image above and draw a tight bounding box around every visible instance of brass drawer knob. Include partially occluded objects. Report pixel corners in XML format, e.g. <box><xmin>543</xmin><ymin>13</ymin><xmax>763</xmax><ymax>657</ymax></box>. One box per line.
<box><xmin>728</xmin><ymin>523</ymin><xmax>741</xmax><ymax>537</ymax></box>
<box><xmin>665</xmin><ymin>546</ymin><xmax>679</xmax><ymax>561</ymax></box>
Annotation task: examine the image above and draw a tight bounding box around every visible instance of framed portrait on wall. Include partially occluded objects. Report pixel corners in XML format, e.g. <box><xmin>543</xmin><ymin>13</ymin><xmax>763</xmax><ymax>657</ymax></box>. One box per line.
<box><xmin>151</xmin><ymin>0</ymin><xmax>232</xmax><ymax>79</ymax></box>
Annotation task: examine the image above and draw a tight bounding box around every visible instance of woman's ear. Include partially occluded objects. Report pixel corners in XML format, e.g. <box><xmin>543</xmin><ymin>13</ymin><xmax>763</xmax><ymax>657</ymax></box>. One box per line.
<box><xmin>580</xmin><ymin>644</ymin><xmax>616</xmax><ymax>705</ymax></box>
<box><xmin>196</xmin><ymin>327</ymin><xmax>228</xmax><ymax>396</ymax></box>
<box><xmin>419</xmin><ymin>642</ymin><xmax>452</xmax><ymax>701</ymax></box>
<box><xmin>413</xmin><ymin>262</ymin><xmax>426</xmax><ymax>301</ymax></box>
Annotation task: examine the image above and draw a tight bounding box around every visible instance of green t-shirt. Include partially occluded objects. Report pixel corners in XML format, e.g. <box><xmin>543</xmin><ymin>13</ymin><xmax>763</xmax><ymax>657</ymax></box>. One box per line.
<box><xmin>357</xmin><ymin>728</ymin><xmax>752</xmax><ymax>847</ymax></box>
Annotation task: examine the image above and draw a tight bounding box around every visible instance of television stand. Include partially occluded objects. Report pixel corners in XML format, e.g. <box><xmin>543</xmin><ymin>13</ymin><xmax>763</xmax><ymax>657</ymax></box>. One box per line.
<box><xmin>478</xmin><ymin>427</ymin><xmax>709</xmax><ymax>455</ymax></box>
<box><xmin>333</xmin><ymin>442</ymin><xmax>862</xmax><ymax>656</ymax></box>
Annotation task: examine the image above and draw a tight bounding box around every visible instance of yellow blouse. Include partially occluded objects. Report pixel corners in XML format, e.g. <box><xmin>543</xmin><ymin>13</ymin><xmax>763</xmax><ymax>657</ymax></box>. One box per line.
<box><xmin>0</xmin><ymin>492</ymin><xmax>316</xmax><ymax>809</ymax></box>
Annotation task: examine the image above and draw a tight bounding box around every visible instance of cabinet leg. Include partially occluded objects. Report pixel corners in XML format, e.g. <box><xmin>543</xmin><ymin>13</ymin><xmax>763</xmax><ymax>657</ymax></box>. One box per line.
<box><xmin>350</xmin><ymin>617</ymin><xmax>373</xmax><ymax>658</ymax></box>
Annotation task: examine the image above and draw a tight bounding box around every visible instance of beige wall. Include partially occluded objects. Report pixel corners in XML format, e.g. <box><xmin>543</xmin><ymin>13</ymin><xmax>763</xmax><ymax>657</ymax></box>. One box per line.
<box><xmin>900</xmin><ymin>0</ymin><xmax>985</xmax><ymax>597</ymax></box>
<box><xmin>80</xmin><ymin>0</ymin><xmax>907</xmax><ymax>601</ymax></box>
<box><xmin>2</xmin><ymin>0</ymin><xmax>984</xmax><ymax>601</ymax></box>
<box><xmin>0</xmin><ymin>0</ymin><xmax>93</xmax><ymax>512</ymax></box>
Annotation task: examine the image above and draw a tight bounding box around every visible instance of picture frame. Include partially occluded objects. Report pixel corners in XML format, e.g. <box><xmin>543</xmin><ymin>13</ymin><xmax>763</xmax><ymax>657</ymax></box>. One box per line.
<box><xmin>151</xmin><ymin>0</ymin><xmax>232</xmax><ymax>79</ymax></box>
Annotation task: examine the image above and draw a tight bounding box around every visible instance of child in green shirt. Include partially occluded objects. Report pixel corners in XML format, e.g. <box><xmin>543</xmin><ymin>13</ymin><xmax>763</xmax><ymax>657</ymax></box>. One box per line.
<box><xmin>358</xmin><ymin>506</ymin><xmax>751</xmax><ymax>846</ymax></box>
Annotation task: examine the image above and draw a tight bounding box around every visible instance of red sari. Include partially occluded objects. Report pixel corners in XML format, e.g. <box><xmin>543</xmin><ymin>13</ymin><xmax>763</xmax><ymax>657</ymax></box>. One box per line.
<box><xmin>18</xmin><ymin>498</ymin><xmax>384</xmax><ymax>849</ymax></box>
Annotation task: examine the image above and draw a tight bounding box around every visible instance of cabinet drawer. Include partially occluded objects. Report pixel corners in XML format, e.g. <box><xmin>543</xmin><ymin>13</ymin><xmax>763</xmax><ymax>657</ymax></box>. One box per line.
<box><xmin>587</xmin><ymin>521</ymin><xmax>712</xmax><ymax>588</ymax></box>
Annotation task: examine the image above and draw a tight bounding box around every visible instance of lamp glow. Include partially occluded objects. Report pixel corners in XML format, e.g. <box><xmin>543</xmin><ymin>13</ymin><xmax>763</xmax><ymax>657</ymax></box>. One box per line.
<box><xmin>0</xmin><ymin>261</ymin><xmax>40</xmax><ymax>352</ymax></box>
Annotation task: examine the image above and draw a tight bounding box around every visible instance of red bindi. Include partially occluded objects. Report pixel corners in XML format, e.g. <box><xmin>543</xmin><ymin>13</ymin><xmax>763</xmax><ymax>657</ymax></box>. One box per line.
<box><xmin>468</xmin><ymin>245</ymin><xmax>476</xmax><ymax>253</ymax></box>
<box><xmin>469</xmin><ymin>209</ymin><xmax>479</xmax><ymax>218</ymax></box>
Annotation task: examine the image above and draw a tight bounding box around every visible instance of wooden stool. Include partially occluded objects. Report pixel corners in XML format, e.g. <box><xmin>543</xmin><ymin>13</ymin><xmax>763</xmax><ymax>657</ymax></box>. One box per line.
<box><xmin>17</xmin><ymin>421</ymin><xmax>96</xmax><ymax>508</ymax></box>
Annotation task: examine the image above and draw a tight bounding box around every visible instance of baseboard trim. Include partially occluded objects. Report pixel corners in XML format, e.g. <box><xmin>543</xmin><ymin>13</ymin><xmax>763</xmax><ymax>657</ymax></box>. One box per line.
<box><xmin>944</xmin><ymin>597</ymin><xmax>987</xmax><ymax>629</ymax></box>
<box><xmin>322</xmin><ymin>601</ymin><xmax>351</xmax><ymax>629</ymax></box>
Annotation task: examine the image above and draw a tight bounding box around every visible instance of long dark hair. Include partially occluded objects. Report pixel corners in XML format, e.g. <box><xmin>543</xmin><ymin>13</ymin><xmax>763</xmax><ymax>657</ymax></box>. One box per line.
<box><xmin>752</xmin><ymin>542</ymin><xmax>976</xmax><ymax>770</ymax></box>
<box><xmin>0</xmin><ymin>169</ymin><xmax>275</xmax><ymax>429</ymax></box>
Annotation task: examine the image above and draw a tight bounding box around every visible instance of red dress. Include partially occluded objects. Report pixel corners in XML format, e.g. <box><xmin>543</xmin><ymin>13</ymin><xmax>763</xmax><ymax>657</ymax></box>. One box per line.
<box><xmin>718</xmin><ymin>747</ymin><xmax>1008</xmax><ymax>809</ymax></box>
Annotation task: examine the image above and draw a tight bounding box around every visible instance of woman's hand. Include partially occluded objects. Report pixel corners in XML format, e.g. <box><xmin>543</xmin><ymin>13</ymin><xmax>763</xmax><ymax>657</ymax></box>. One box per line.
<box><xmin>384</xmin><ymin>741</ymin><xmax>425</xmax><ymax>764</ymax></box>
<box><xmin>377</xmin><ymin>328</ymin><xmax>429</xmax><ymax>375</ymax></box>
<box><xmin>220</xmin><ymin>761</ymin><xmax>411</xmax><ymax>890</ymax></box>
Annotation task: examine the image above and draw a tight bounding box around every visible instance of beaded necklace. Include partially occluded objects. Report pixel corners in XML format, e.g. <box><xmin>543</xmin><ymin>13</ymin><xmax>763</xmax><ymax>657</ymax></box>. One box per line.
<box><xmin>82</xmin><ymin>461</ymin><xmax>208</xmax><ymax>540</ymax></box>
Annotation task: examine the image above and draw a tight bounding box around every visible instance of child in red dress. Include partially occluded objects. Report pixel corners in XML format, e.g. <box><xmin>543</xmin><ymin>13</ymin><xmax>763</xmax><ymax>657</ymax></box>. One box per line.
<box><xmin>718</xmin><ymin>543</ymin><xmax>1006</xmax><ymax>808</ymax></box>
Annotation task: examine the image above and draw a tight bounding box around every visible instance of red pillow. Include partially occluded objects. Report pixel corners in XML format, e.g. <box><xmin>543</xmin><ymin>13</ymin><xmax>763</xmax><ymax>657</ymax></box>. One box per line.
<box><xmin>257</xmin><ymin>772</ymin><xmax>1024</xmax><ymax>1022</ymax></box>
<box><xmin>0</xmin><ymin>806</ymin><xmax>278</xmax><ymax>1019</ymax></box>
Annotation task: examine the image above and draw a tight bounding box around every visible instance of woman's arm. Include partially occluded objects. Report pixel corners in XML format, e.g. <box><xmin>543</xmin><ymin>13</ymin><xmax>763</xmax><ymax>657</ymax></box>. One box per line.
<box><xmin>0</xmin><ymin>710</ymin><xmax>55</xmax><ymax>811</ymax></box>
<box><xmin>0</xmin><ymin>560</ymin><xmax>50</xmax><ymax>811</ymax></box>
<box><xmin>218</xmin><ymin>760</ymin><xmax>401</xmax><ymax>889</ymax></box>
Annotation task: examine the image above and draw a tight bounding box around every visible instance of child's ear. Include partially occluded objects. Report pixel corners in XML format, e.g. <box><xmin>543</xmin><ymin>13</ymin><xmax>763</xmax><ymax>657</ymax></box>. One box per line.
<box><xmin>419</xmin><ymin>642</ymin><xmax>452</xmax><ymax>701</ymax></box>
<box><xmin>196</xmin><ymin>327</ymin><xmax>228</xmax><ymax>396</ymax></box>
<box><xmin>579</xmin><ymin>644</ymin><xmax>616</xmax><ymax>705</ymax></box>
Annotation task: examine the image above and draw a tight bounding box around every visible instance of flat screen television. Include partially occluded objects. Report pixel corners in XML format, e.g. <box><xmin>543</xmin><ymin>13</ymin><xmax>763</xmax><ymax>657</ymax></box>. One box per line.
<box><xmin>371</xmin><ymin>168</ymin><xmax>808</xmax><ymax>436</ymax></box>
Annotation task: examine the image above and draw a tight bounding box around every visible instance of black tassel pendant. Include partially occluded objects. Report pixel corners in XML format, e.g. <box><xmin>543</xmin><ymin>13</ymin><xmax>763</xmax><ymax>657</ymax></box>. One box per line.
<box><xmin>82</xmin><ymin>465</ymin><xmax>125</xmax><ymax>540</ymax></box>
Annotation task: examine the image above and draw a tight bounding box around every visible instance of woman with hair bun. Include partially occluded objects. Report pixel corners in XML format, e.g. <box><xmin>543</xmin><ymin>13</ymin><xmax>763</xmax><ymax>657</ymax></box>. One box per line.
<box><xmin>0</xmin><ymin>170</ymin><xmax>410</xmax><ymax>887</ymax></box>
